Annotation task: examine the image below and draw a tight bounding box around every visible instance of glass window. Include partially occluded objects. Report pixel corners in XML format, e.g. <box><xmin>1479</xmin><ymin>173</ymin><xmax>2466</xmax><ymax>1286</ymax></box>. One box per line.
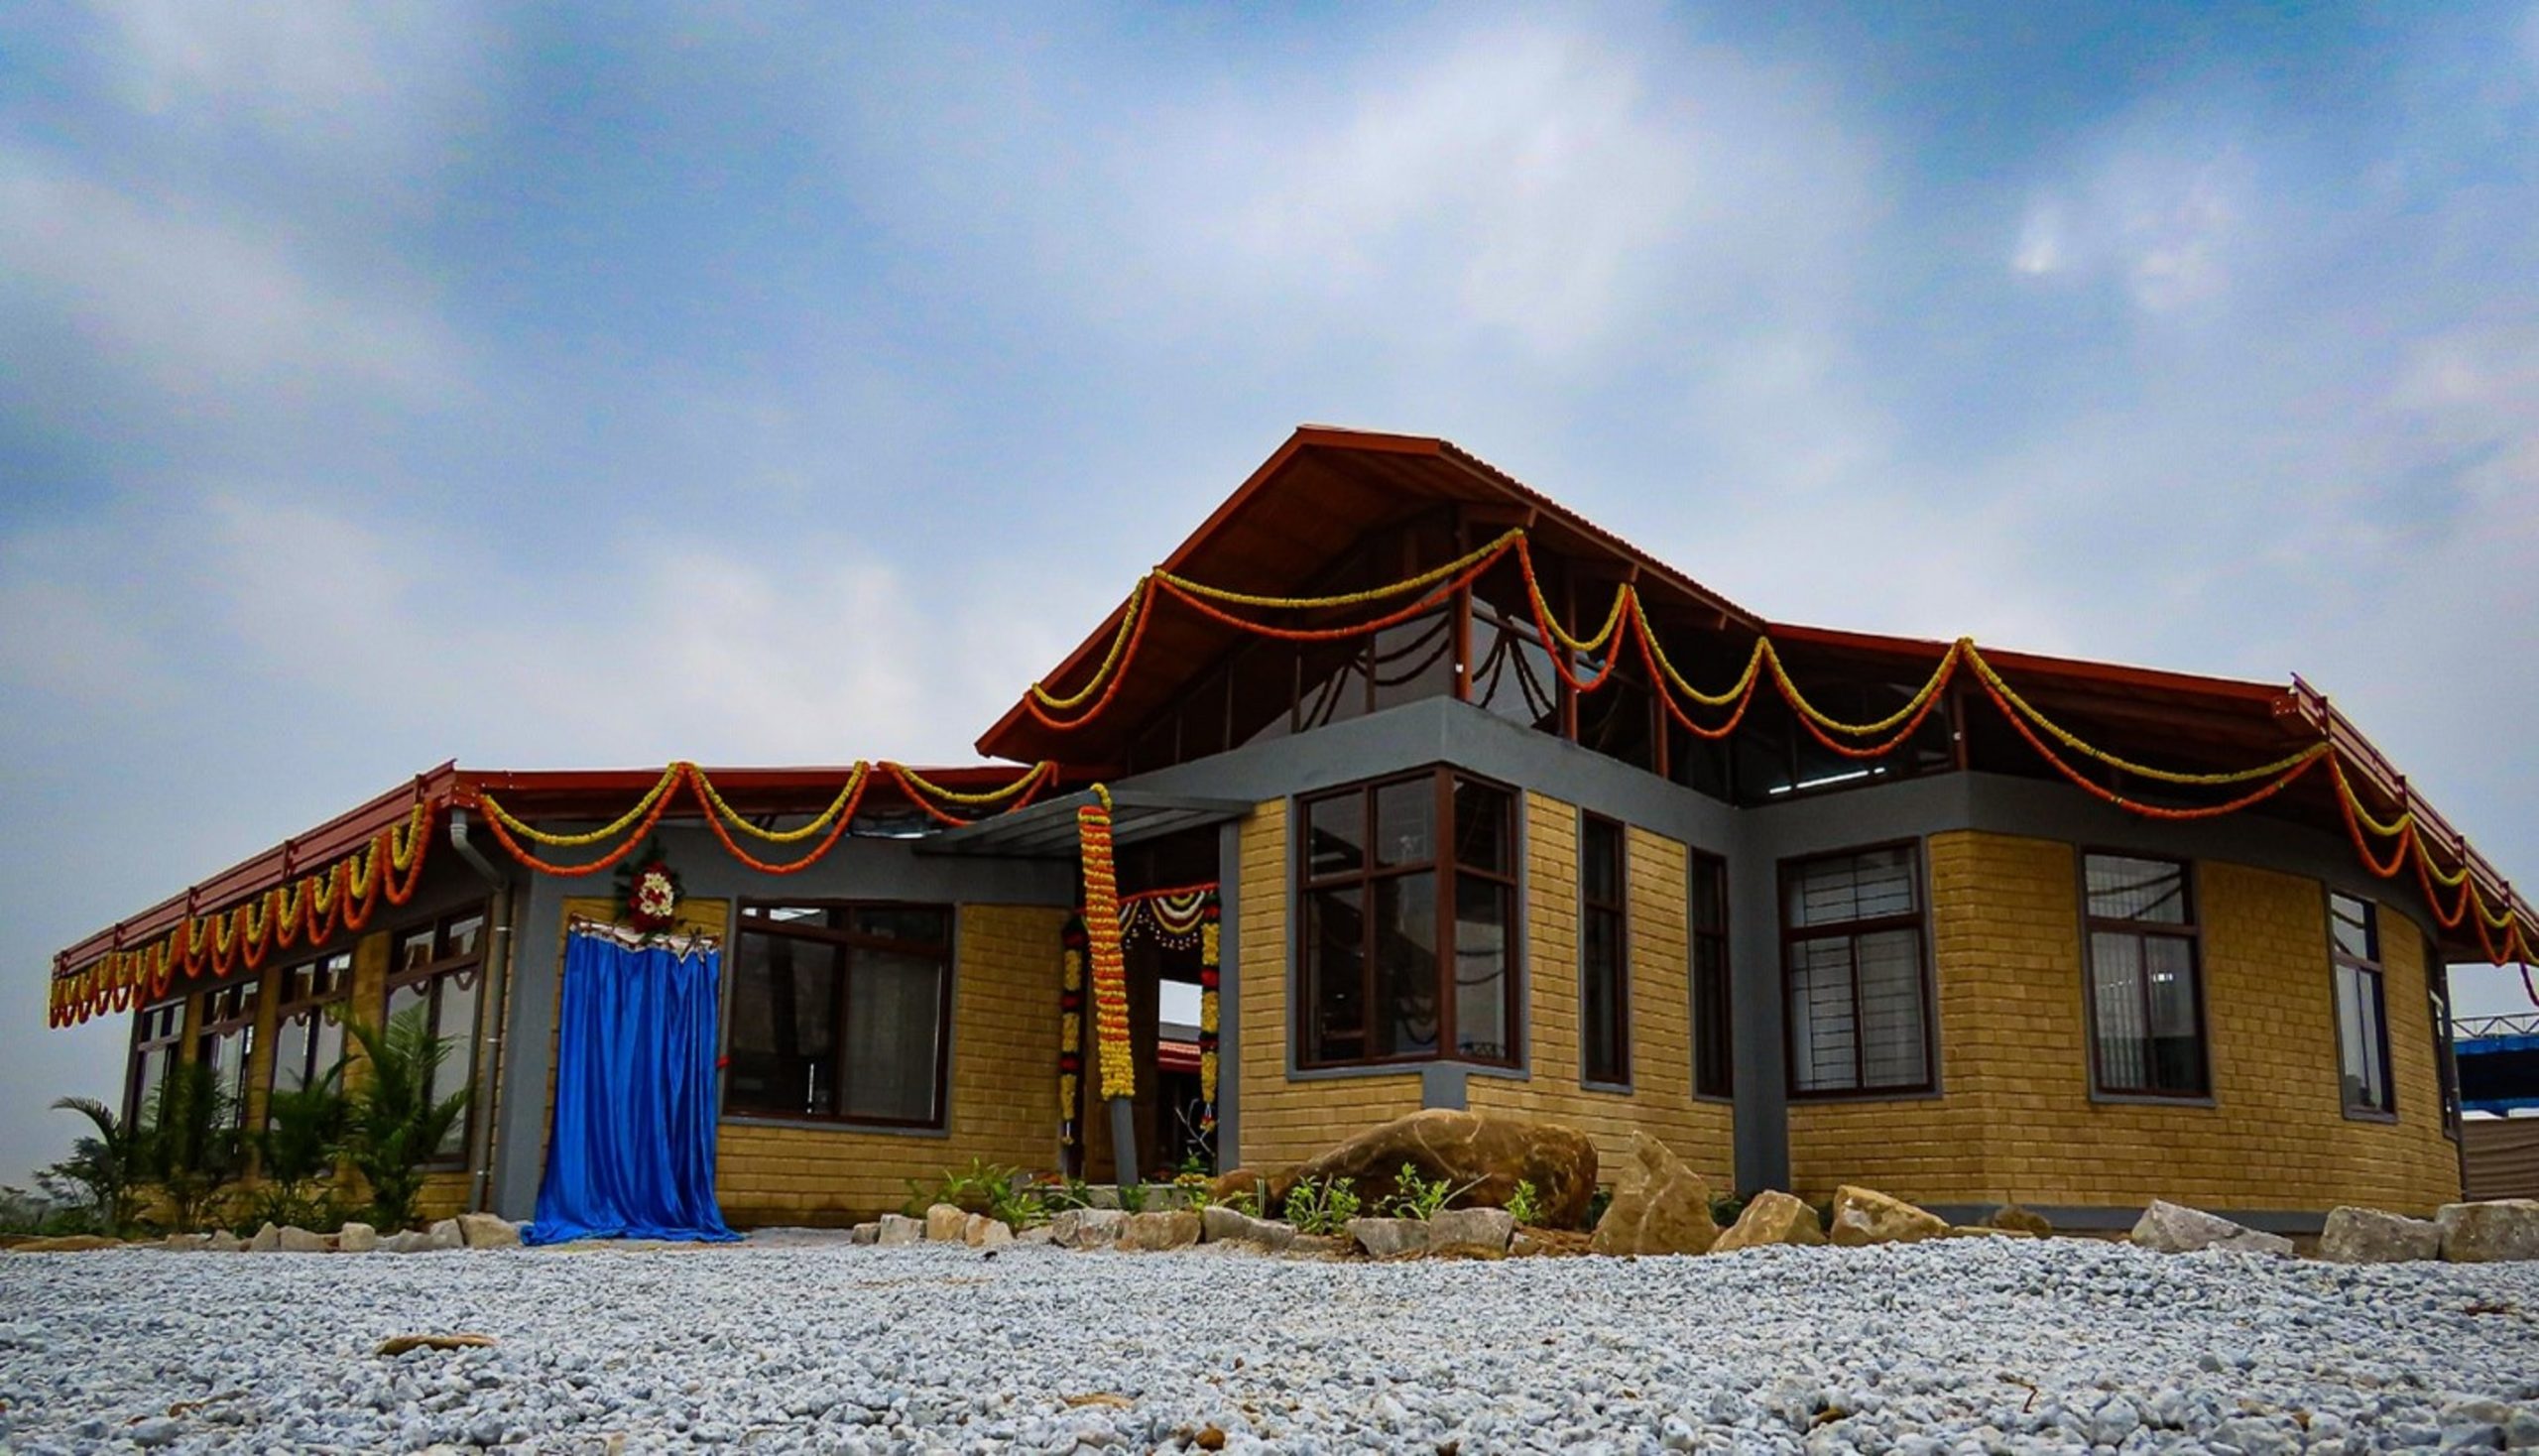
<box><xmin>383</xmin><ymin>905</ymin><xmax>491</xmax><ymax>1160</ymax></box>
<box><xmin>2428</xmin><ymin>942</ymin><xmax>2462</xmax><ymax>1138</ymax></box>
<box><xmin>1581</xmin><ymin>815</ymin><xmax>1629</xmax><ymax>1085</ymax></box>
<box><xmin>2330</xmin><ymin>893</ymin><xmax>2394</xmax><ymax>1118</ymax></box>
<box><xmin>195</xmin><ymin>980</ymin><xmax>262</xmax><ymax>1129</ymax></box>
<box><xmin>126</xmin><ymin>999</ymin><xmax>186</xmax><ymax>1126</ymax></box>
<box><xmin>1297</xmin><ymin>770</ymin><xmax>1518</xmax><ymax>1068</ymax></box>
<box><xmin>1691</xmin><ymin>852</ymin><xmax>1733</xmax><ymax>1098</ymax></box>
<box><xmin>2083</xmin><ymin>854</ymin><xmax>2208</xmax><ymax>1097</ymax></box>
<box><xmin>726</xmin><ymin>903</ymin><xmax>953</xmax><ymax>1126</ymax></box>
<box><xmin>1782</xmin><ymin>845</ymin><xmax>1931</xmax><ymax>1096</ymax></box>
<box><xmin>270</xmin><ymin>950</ymin><xmax>352</xmax><ymax>1100</ymax></box>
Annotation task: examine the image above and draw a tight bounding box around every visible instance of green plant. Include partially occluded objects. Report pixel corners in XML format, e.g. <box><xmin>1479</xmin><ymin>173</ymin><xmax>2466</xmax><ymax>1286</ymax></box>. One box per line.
<box><xmin>1117</xmin><ymin>1181</ymin><xmax>1149</xmax><ymax>1214</ymax></box>
<box><xmin>141</xmin><ymin>1061</ymin><xmax>245</xmax><ymax>1234</ymax></box>
<box><xmin>1582</xmin><ymin>1184</ymin><xmax>1614</xmax><ymax>1232</ymax></box>
<box><xmin>341</xmin><ymin>1005</ymin><xmax>469</xmax><ymax>1233</ymax></box>
<box><xmin>1381</xmin><ymin>1162</ymin><xmax>1479</xmax><ymax>1221</ymax></box>
<box><xmin>1225</xmin><ymin>1187</ymin><xmax>1263</xmax><ymax>1219</ymax></box>
<box><xmin>1039</xmin><ymin>1177</ymin><xmax>1099</xmax><ymax>1213</ymax></box>
<box><xmin>1281</xmin><ymin>1176</ymin><xmax>1361</xmax><ymax>1236</ymax></box>
<box><xmin>1709</xmin><ymin>1193</ymin><xmax>1751</xmax><ymax>1228</ymax></box>
<box><xmin>1505</xmin><ymin>1178</ymin><xmax>1544</xmax><ymax>1227</ymax></box>
<box><xmin>988</xmin><ymin>1179</ymin><xmax>1048</xmax><ymax>1230</ymax></box>
<box><xmin>904</xmin><ymin>1156</ymin><xmax>1023</xmax><ymax>1217</ymax></box>
<box><xmin>48</xmin><ymin>1095</ymin><xmax>147</xmax><ymax>1235</ymax></box>
<box><xmin>1172</xmin><ymin>1171</ymin><xmax>1216</xmax><ymax>1213</ymax></box>
<box><xmin>252</xmin><ymin>1064</ymin><xmax>349</xmax><ymax>1231</ymax></box>
<box><xmin>1175</xmin><ymin>1148</ymin><xmax>1213</xmax><ymax>1179</ymax></box>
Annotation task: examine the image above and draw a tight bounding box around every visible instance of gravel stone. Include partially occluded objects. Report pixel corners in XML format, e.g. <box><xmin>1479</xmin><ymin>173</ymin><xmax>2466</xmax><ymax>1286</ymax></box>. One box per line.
<box><xmin>2</xmin><ymin>1237</ymin><xmax>2535</xmax><ymax>1451</ymax></box>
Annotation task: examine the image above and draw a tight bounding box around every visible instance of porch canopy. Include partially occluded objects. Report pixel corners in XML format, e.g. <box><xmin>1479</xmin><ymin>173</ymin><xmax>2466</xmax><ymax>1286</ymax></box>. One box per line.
<box><xmin>914</xmin><ymin>789</ymin><xmax>1253</xmax><ymax>860</ymax></box>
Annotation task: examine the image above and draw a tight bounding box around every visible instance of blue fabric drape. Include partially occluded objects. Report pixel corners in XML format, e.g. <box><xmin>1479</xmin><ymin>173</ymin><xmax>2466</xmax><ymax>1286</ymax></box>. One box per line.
<box><xmin>525</xmin><ymin>933</ymin><xmax>740</xmax><ymax>1244</ymax></box>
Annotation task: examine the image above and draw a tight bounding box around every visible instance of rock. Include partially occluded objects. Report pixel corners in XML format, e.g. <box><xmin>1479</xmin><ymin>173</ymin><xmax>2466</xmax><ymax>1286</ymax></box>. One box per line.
<box><xmin>162</xmin><ymin>1232</ymin><xmax>212</xmax><ymax>1252</ymax></box>
<box><xmin>380</xmin><ymin>1231</ymin><xmax>430</xmax><ymax>1254</ymax></box>
<box><xmin>249</xmin><ymin>1223</ymin><xmax>284</xmax><ymax>1253</ymax></box>
<box><xmin>2437</xmin><ymin>1200</ymin><xmax>2539</xmax><ymax>1263</ymax></box>
<box><xmin>1986</xmin><ymin>1205</ymin><xmax>2053</xmax><ymax>1236</ymax></box>
<box><xmin>1287</xmin><ymin>1233</ymin><xmax>1351</xmax><ymax>1258</ymax></box>
<box><xmin>1293</xmin><ymin>1109</ymin><xmax>1600</xmax><ymax>1228</ymax></box>
<box><xmin>5</xmin><ymin>1234</ymin><xmax>124</xmax><ymax>1253</ymax></box>
<box><xmin>1345</xmin><ymin>1217</ymin><xmax>1430</xmax><ymax>1259</ymax></box>
<box><xmin>1049</xmin><ymin>1208</ymin><xmax>1129</xmax><ymax>1250</ymax></box>
<box><xmin>375</xmin><ymin>1332</ymin><xmax>499</xmax><ymax>1357</ymax></box>
<box><xmin>1709</xmin><ymin>1191</ymin><xmax>1827</xmax><ymax>1254</ymax></box>
<box><xmin>1590</xmin><ymin>1133</ymin><xmax>1719</xmax><ymax>1257</ymax></box>
<box><xmin>425</xmin><ymin>1218</ymin><xmax>465</xmax><ymax>1251</ymax></box>
<box><xmin>1427</xmin><ymin>1206</ymin><xmax>1516</xmax><ymax>1254</ymax></box>
<box><xmin>1207</xmin><ymin>1167</ymin><xmax>1290</xmax><ymax>1210</ymax></box>
<box><xmin>964</xmin><ymin>1215</ymin><xmax>1014</xmax><ymax>1249</ymax></box>
<box><xmin>205</xmin><ymin>1230</ymin><xmax>245</xmax><ymax>1253</ymax></box>
<box><xmin>1115</xmin><ymin>1211</ymin><xmax>1202</xmax><ymax>1252</ymax></box>
<box><xmin>849</xmin><ymin>1222</ymin><xmax>880</xmax><ymax>1246</ymax></box>
<box><xmin>1200</xmin><ymin>1204</ymin><xmax>1296</xmax><ymax>1252</ymax></box>
<box><xmin>2129</xmin><ymin>1200</ymin><xmax>2292</xmax><ymax>1257</ymax></box>
<box><xmin>2319</xmin><ymin>1206</ymin><xmax>2442</xmax><ymax>1264</ymax></box>
<box><xmin>337</xmin><ymin>1222</ymin><xmax>380</xmax><ymax>1254</ymax></box>
<box><xmin>1014</xmin><ymin>1224</ymin><xmax>1058</xmax><ymax>1247</ymax></box>
<box><xmin>876</xmin><ymin>1214</ymin><xmax>924</xmax><ymax>1247</ymax></box>
<box><xmin>924</xmin><ymin>1203</ymin><xmax>968</xmax><ymax>1243</ymax></box>
<box><xmin>277</xmin><ymin>1225</ymin><xmax>331</xmax><ymax>1253</ymax></box>
<box><xmin>456</xmin><ymin>1213</ymin><xmax>522</xmax><ymax>1249</ymax></box>
<box><xmin>1940</xmin><ymin>1225</ymin><xmax>2031</xmax><ymax>1238</ymax></box>
<box><xmin>1830</xmin><ymin>1185</ymin><xmax>1949</xmax><ymax>1248</ymax></box>
<box><xmin>127</xmin><ymin>1415</ymin><xmax>182</xmax><ymax>1447</ymax></box>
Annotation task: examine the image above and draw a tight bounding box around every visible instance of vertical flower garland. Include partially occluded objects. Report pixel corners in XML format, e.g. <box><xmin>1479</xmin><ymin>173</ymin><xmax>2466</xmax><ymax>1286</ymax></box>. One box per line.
<box><xmin>1057</xmin><ymin>918</ymin><xmax>1087</xmax><ymax>1150</ymax></box>
<box><xmin>1198</xmin><ymin>898</ymin><xmax>1221</xmax><ymax>1134</ymax></box>
<box><xmin>1076</xmin><ymin>786</ymin><xmax>1134</xmax><ymax>1100</ymax></box>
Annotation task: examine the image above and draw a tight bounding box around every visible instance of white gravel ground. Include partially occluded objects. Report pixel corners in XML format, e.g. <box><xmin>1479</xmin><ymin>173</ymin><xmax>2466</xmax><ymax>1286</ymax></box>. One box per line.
<box><xmin>4</xmin><ymin>1237</ymin><xmax>2537</xmax><ymax>1454</ymax></box>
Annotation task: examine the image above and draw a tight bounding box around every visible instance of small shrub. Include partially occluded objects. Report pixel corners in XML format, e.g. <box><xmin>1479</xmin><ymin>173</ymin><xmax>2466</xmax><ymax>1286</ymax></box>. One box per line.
<box><xmin>46</xmin><ymin>1097</ymin><xmax>146</xmax><ymax>1236</ymax></box>
<box><xmin>340</xmin><ymin>1005</ymin><xmax>470</xmax><ymax>1233</ymax></box>
<box><xmin>1117</xmin><ymin>1182</ymin><xmax>1149</xmax><ymax>1214</ymax></box>
<box><xmin>1225</xmin><ymin>1187</ymin><xmax>1263</xmax><ymax>1219</ymax></box>
<box><xmin>1709</xmin><ymin>1193</ymin><xmax>1750</xmax><ymax>1228</ymax></box>
<box><xmin>1383</xmin><ymin>1162</ymin><xmax>1479</xmax><ymax>1220</ymax></box>
<box><xmin>1582</xmin><ymin>1184</ymin><xmax>1614</xmax><ymax>1231</ymax></box>
<box><xmin>1505</xmin><ymin>1179</ymin><xmax>1544</xmax><ymax>1227</ymax></box>
<box><xmin>1282</xmin><ymin>1176</ymin><xmax>1360</xmax><ymax>1236</ymax></box>
<box><xmin>904</xmin><ymin>1157</ymin><xmax>1023</xmax><ymax>1218</ymax></box>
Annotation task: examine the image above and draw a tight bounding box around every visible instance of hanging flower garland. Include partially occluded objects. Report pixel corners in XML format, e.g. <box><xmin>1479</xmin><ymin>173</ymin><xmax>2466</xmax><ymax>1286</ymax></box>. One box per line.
<box><xmin>1057</xmin><ymin>918</ymin><xmax>1087</xmax><ymax>1151</ymax></box>
<box><xmin>51</xmin><ymin>799</ymin><xmax>435</xmax><ymax>1029</ymax></box>
<box><xmin>1197</xmin><ymin>899</ymin><xmax>1221</xmax><ymax>1134</ymax></box>
<box><xmin>613</xmin><ymin>839</ymin><xmax>682</xmax><ymax>933</ymax></box>
<box><xmin>1076</xmin><ymin>786</ymin><xmax>1134</xmax><ymax>1100</ymax></box>
<box><xmin>1114</xmin><ymin>883</ymin><xmax>1226</xmax><ymax>1134</ymax></box>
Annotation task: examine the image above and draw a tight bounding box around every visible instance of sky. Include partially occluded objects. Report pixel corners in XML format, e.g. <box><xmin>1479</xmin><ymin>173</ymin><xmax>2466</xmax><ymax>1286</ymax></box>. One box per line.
<box><xmin>3</xmin><ymin>2</ymin><xmax>2535</xmax><ymax>1186</ymax></box>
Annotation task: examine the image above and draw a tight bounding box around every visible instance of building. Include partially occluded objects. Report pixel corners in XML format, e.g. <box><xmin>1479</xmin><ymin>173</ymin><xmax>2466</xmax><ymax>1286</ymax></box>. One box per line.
<box><xmin>48</xmin><ymin>427</ymin><xmax>2533</xmax><ymax>1235</ymax></box>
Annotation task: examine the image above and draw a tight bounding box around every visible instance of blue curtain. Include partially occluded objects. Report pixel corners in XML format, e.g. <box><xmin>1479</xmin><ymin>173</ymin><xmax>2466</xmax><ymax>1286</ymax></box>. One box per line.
<box><xmin>525</xmin><ymin>932</ymin><xmax>740</xmax><ymax>1244</ymax></box>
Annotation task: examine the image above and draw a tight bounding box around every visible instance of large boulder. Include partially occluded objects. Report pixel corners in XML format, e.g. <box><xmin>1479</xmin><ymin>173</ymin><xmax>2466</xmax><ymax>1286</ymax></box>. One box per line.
<box><xmin>1294</xmin><ymin>1110</ymin><xmax>1599</xmax><ymax>1228</ymax></box>
<box><xmin>2319</xmin><ymin>1207</ymin><xmax>2441</xmax><ymax>1264</ymax></box>
<box><xmin>1115</xmin><ymin>1211</ymin><xmax>1201</xmax><ymax>1252</ymax></box>
<box><xmin>1200</xmin><ymin>1205</ymin><xmax>1296</xmax><ymax>1252</ymax></box>
<box><xmin>2437</xmin><ymin>1200</ymin><xmax>2539</xmax><ymax>1263</ymax></box>
<box><xmin>1590</xmin><ymin>1133</ymin><xmax>1719</xmax><ymax>1257</ymax></box>
<box><xmin>2129</xmin><ymin>1199</ymin><xmax>2292</xmax><ymax>1257</ymax></box>
<box><xmin>1829</xmin><ymin>1185</ymin><xmax>1948</xmax><ymax>1248</ymax></box>
<box><xmin>1709</xmin><ymin>1191</ymin><xmax>1826</xmax><ymax>1254</ymax></box>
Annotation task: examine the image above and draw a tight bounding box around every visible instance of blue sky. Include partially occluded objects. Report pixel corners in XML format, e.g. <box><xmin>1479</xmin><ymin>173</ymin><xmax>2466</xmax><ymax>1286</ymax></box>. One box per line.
<box><xmin>3</xmin><ymin>2</ymin><xmax>2535</xmax><ymax>1183</ymax></box>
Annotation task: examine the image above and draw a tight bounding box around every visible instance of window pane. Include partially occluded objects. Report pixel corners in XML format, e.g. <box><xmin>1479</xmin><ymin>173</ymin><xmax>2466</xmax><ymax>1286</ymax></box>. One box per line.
<box><xmin>1788</xmin><ymin>847</ymin><xmax>1915</xmax><ymax>927</ymax></box>
<box><xmin>839</xmin><ymin>948</ymin><xmax>944</xmax><ymax>1123</ymax></box>
<box><xmin>1577</xmin><ymin>660</ymin><xmax>1657</xmax><ymax>773</ymax></box>
<box><xmin>1372</xmin><ymin>872</ymin><xmax>1439</xmax><ymax>1057</ymax></box>
<box><xmin>398</xmin><ymin>928</ymin><xmax>435</xmax><ymax>973</ymax></box>
<box><xmin>727</xmin><ymin>933</ymin><xmax>841</xmax><ymax>1117</ymax></box>
<box><xmin>1304</xmin><ymin>793</ymin><xmax>1366</xmax><ymax>881</ymax></box>
<box><xmin>1294</xmin><ymin>640</ymin><xmax>1369</xmax><ymax>730</ymax></box>
<box><xmin>312</xmin><ymin>1016</ymin><xmax>344</xmax><ymax>1090</ymax></box>
<box><xmin>386</xmin><ymin>979</ymin><xmax>427</xmax><ymax>1029</ymax></box>
<box><xmin>1788</xmin><ymin>936</ymin><xmax>1858</xmax><ymax>1092</ymax></box>
<box><xmin>2338</xmin><ymin>963</ymin><xmax>2391</xmax><ymax>1114</ymax></box>
<box><xmin>1856</xmin><ymin>929</ymin><xmax>1926</xmax><ymax>1089</ymax></box>
<box><xmin>1453</xmin><ymin>879</ymin><xmax>1512</xmax><ymax>1063</ymax></box>
<box><xmin>1472</xmin><ymin>613</ymin><xmax>1562</xmax><ymax>734</ymax></box>
<box><xmin>1582</xmin><ymin>817</ymin><xmax>1623</xmax><ymax>905</ymax></box>
<box><xmin>1582</xmin><ymin>905</ymin><xmax>1625</xmax><ymax>1082</ymax></box>
<box><xmin>272</xmin><ymin>1013</ymin><xmax>312</xmax><ymax>1095</ymax></box>
<box><xmin>430</xmin><ymin>972</ymin><xmax>480</xmax><ymax>1155</ymax></box>
<box><xmin>1373</xmin><ymin>779</ymin><xmax>1436</xmax><ymax>868</ymax></box>
<box><xmin>1692</xmin><ymin>857</ymin><xmax>1727</xmax><ymax>934</ymax></box>
<box><xmin>441</xmin><ymin>912</ymin><xmax>485</xmax><ymax>961</ymax></box>
<box><xmin>1305</xmin><ymin>887</ymin><xmax>1365</xmax><ymax>1063</ymax></box>
<box><xmin>2087</xmin><ymin>856</ymin><xmax>2189</xmax><ymax>924</ymax></box>
<box><xmin>2142</xmin><ymin>935</ymin><xmax>2202</xmax><ymax>1093</ymax></box>
<box><xmin>1452</xmin><ymin>780</ymin><xmax>1511</xmax><ymax>877</ymax></box>
<box><xmin>2330</xmin><ymin>893</ymin><xmax>2376</xmax><ymax>962</ymax></box>
<box><xmin>852</xmin><ymin>907</ymin><xmax>950</xmax><ymax>946</ymax></box>
<box><xmin>1694</xmin><ymin>936</ymin><xmax>1733</xmax><ymax>1097</ymax></box>
<box><xmin>2090</xmin><ymin>931</ymin><xmax>2147</xmax><ymax>1090</ymax></box>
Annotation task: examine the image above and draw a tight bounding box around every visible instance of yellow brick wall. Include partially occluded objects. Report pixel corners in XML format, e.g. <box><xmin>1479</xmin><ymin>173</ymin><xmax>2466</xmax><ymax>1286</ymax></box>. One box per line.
<box><xmin>1790</xmin><ymin>830</ymin><xmax>2460</xmax><ymax>1214</ymax></box>
<box><xmin>712</xmin><ymin>902</ymin><xmax>1070</xmax><ymax>1226</ymax></box>
<box><xmin>1232</xmin><ymin>796</ymin><xmax>1424</xmax><ymax>1167</ymax></box>
<box><xmin>1468</xmin><ymin>796</ymin><xmax>1734</xmax><ymax>1188</ymax></box>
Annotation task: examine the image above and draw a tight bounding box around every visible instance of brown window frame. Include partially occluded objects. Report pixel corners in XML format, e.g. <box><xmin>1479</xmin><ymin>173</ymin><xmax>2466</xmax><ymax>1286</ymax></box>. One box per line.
<box><xmin>726</xmin><ymin>901</ymin><xmax>957</xmax><ymax>1129</ymax></box>
<box><xmin>1691</xmin><ymin>850</ymin><xmax>1733</xmax><ymax>1100</ymax></box>
<box><xmin>2079</xmin><ymin>851</ymin><xmax>2211</xmax><ymax>1100</ymax></box>
<box><xmin>1779</xmin><ymin>841</ymin><xmax>1935</xmax><ymax>1099</ymax></box>
<box><xmin>270</xmin><ymin>948</ymin><xmax>353</xmax><ymax>1104</ymax></box>
<box><xmin>195</xmin><ymin>978</ymin><xmax>261</xmax><ymax>1129</ymax></box>
<box><xmin>1295</xmin><ymin>767</ymin><xmax>1521</xmax><ymax>1070</ymax></box>
<box><xmin>2329</xmin><ymin>892</ymin><xmax>2396</xmax><ymax>1121</ymax></box>
<box><xmin>126</xmin><ymin>997</ymin><xmax>186</xmax><ymax>1125</ymax></box>
<box><xmin>1580</xmin><ymin>812</ymin><xmax>1630</xmax><ymax>1087</ymax></box>
<box><xmin>382</xmin><ymin>904</ymin><xmax>490</xmax><ymax>1166</ymax></box>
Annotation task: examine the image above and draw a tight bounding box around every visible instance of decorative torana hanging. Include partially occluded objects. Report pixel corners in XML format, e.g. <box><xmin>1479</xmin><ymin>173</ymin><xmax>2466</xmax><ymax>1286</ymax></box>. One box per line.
<box><xmin>1075</xmin><ymin>786</ymin><xmax>1135</xmax><ymax>1100</ymax></box>
<box><xmin>1056</xmin><ymin>918</ymin><xmax>1087</xmax><ymax>1151</ymax></box>
<box><xmin>1116</xmin><ymin>884</ymin><xmax>1223</xmax><ymax>1132</ymax></box>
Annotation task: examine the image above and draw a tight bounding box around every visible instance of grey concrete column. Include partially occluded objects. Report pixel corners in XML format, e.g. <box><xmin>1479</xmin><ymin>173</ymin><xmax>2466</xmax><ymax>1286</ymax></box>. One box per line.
<box><xmin>1214</xmin><ymin>819</ymin><xmax>1242</xmax><ymax>1173</ymax></box>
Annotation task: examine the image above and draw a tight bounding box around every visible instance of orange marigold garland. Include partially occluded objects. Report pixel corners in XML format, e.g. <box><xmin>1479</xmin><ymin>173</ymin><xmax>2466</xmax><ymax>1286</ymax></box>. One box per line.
<box><xmin>1198</xmin><ymin>900</ymin><xmax>1221</xmax><ymax>1134</ymax></box>
<box><xmin>1058</xmin><ymin>919</ymin><xmax>1087</xmax><ymax>1150</ymax></box>
<box><xmin>1077</xmin><ymin>786</ymin><xmax>1134</xmax><ymax>1100</ymax></box>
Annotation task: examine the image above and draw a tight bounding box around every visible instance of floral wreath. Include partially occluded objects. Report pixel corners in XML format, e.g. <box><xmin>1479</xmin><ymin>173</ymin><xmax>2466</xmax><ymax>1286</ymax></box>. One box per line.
<box><xmin>612</xmin><ymin>839</ymin><xmax>683</xmax><ymax>933</ymax></box>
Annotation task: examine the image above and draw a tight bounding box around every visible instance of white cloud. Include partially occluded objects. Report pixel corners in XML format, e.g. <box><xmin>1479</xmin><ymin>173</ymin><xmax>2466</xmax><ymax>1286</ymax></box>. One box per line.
<box><xmin>2008</xmin><ymin>148</ymin><xmax>2248</xmax><ymax>311</ymax></box>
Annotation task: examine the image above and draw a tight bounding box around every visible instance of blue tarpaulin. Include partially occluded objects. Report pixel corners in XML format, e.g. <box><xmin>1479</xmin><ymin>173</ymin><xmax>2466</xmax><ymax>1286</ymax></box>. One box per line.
<box><xmin>525</xmin><ymin>931</ymin><xmax>740</xmax><ymax>1245</ymax></box>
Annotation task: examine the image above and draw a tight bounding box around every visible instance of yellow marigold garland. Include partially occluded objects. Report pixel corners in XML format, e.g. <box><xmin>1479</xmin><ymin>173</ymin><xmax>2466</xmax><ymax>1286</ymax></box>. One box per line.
<box><xmin>1077</xmin><ymin>786</ymin><xmax>1135</xmax><ymax>1100</ymax></box>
